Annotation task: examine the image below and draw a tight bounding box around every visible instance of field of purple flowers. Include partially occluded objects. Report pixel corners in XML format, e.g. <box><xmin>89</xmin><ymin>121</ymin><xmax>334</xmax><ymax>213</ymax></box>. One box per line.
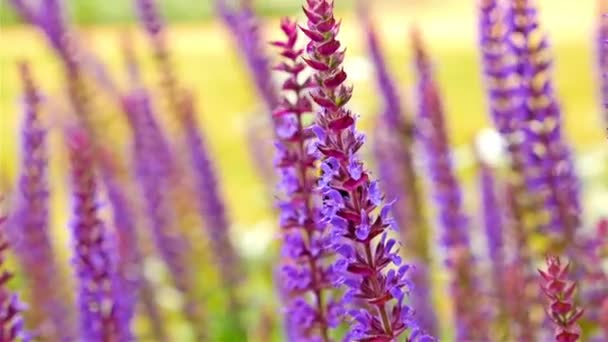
<box><xmin>0</xmin><ymin>0</ymin><xmax>607</xmax><ymax>341</ymax></box>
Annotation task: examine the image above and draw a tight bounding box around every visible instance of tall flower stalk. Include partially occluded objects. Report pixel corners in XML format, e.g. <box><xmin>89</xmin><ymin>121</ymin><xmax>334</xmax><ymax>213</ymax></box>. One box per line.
<box><xmin>0</xmin><ymin>203</ymin><xmax>26</xmax><ymax>342</ymax></box>
<box><xmin>474</xmin><ymin>146</ymin><xmax>507</xmax><ymax>322</ymax></box>
<box><xmin>301</xmin><ymin>1</ymin><xmax>431</xmax><ymax>340</ymax></box>
<box><xmin>272</xmin><ymin>18</ymin><xmax>339</xmax><ymax>341</ymax></box>
<box><xmin>136</xmin><ymin>0</ymin><xmax>242</xmax><ymax>334</ymax></box>
<box><xmin>10</xmin><ymin>63</ymin><xmax>75</xmax><ymax>341</ymax></box>
<box><xmin>358</xmin><ymin>4</ymin><xmax>436</xmax><ymax>335</ymax></box>
<box><xmin>506</xmin><ymin>0</ymin><xmax>580</xmax><ymax>250</ymax></box>
<box><xmin>177</xmin><ymin>93</ymin><xmax>244</xmax><ymax>324</ymax></box>
<box><xmin>412</xmin><ymin>30</ymin><xmax>487</xmax><ymax>341</ymax></box>
<box><xmin>216</xmin><ymin>0</ymin><xmax>279</xmax><ymax>112</ymax></box>
<box><xmin>598</xmin><ymin>0</ymin><xmax>608</xmax><ymax>118</ymax></box>
<box><xmin>65</xmin><ymin>127</ymin><xmax>122</xmax><ymax>341</ymax></box>
<box><xmin>122</xmin><ymin>91</ymin><xmax>206</xmax><ymax>339</ymax></box>
<box><xmin>97</xmin><ymin>151</ymin><xmax>142</xmax><ymax>342</ymax></box>
<box><xmin>538</xmin><ymin>256</ymin><xmax>584</xmax><ymax>342</ymax></box>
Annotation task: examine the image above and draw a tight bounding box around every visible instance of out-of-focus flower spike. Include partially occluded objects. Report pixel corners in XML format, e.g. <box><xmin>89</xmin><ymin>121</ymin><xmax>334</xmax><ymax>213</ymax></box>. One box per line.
<box><xmin>272</xmin><ymin>16</ymin><xmax>338</xmax><ymax>341</ymax></box>
<box><xmin>597</xmin><ymin>0</ymin><xmax>608</xmax><ymax>120</ymax></box>
<box><xmin>0</xmin><ymin>198</ymin><xmax>27</xmax><ymax>342</ymax></box>
<box><xmin>412</xmin><ymin>28</ymin><xmax>487</xmax><ymax>341</ymax></box>
<box><xmin>359</xmin><ymin>2</ymin><xmax>437</xmax><ymax>335</ymax></box>
<box><xmin>10</xmin><ymin>62</ymin><xmax>77</xmax><ymax>341</ymax></box>
<box><xmin>177</xmin><ymin>92</ymin><xmax>244</xmax><ymax>329</ymax></box>
<box><xmin>474</xmin><ymin>134</ymin><xmax>507</xmax><ymax>320</ymax></box>
<box><xmin>216</xmin><ymin>0</ymin><xmax>279</xmax><ymax>112</ymax></box>
<box><xmin>121</xmin><ymin>91</ymin><xmax>206</xmax><ymax>339</ymax></box>
<box><xmin>538</xmin><ymin>256</ymin><xmax>584</xmax><ymax>342</ymax></box>
<box><xmin>97</xmin><ymin>149</ymin><xmax>141</xmax><ymax>342</ymax></box>
<box><xmin>64</xmin><ymin>126</ymin><xmax>121</xmax><ymax>341</ymax></box>
<box><xmin>303</xmin><ymin>1</ymin><xmax>434</xmax><ymax>340</ymax></box>
<box><xmin>505</xmin><ymin>0</ymin><xmax>581</xmax><ymax>250</ymax></box>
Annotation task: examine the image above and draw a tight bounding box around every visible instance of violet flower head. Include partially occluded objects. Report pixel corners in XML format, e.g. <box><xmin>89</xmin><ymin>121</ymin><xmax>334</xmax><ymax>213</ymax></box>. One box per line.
<box><xmin>65</xmin><ymin>127</ymin><xmax>120</xmax><ymax>341</ymax></box>
<box><xmin>11</xmin><ymin>63</ymin><xmax>75</xmax><ymax>341</ymax></box>
<box><xmin>217</xmin><ymin>0</ymin><xmax>279</xmax><ymax>111</ymax></box>
<box><xmin>178</xmin><ymin>93</ymin><xmax>243</xmax><ymax>314</ymax></box>
<box><xmin>272</xmin><ymin>18</ymin><xmax>339</xmax><ymax>341</ymax></box>
<box><xmin>538</xmin><ymin>256</ymin><xmax>584</xmax><ymax>342</ymax></box>
<box><xmin>0</xmin><ymin>212</ymin><xmax>26</xmax><ymax>342</ymax></box>
<box><xmin>506</xmin><ymin>0</ymin><xmax>580</xmax><ymax>245</ymax></box>
<box><xmin>302</xmin><ymin>2</ymin><xmax>432</xmax><ymax>340</ymax></box>
<box><xmin>412</xmin><ymin>29</ymin><xmax>487</xmax><ymax>341</ymax></box>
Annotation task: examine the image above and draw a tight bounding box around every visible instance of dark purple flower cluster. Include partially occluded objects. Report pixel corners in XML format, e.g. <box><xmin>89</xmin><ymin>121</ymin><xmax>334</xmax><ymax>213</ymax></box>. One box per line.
<box><xmin>65</xmin><ymin>127</ymin><xmax>123</xmax><ymax>341</ymax></box>
<box><xmin>300</xmin><ymin>1</ymin><xmax>432</xmax><ymax>340</ymax></box>
<box><xmin>272</xmin><ymin>18</ymin><xmax>340</xmax><ymax>341</ymax></box>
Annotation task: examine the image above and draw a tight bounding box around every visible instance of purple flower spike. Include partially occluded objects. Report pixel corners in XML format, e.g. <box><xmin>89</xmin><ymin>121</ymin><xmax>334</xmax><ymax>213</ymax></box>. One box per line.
<box><xmin>216</xmin><ymin>0</ymin><xmax>279</xmax><ymax>112</ymax></box>
<box><xmin>0</xmin><ymin>206</ymin><xmax>27</xmax><ymax>342</ymax></box>
<box><xmin>302</xmin><ymin>1</ymin><xmax>433</xmax><ymax>340</ymax></box>
<box><xmin>506</xmin><ymin>0</ymin><xmax>580</xmax><ymax>248</ymax></box>
<box><xmin>272</xmin><ymin>17</ymin><xmax>338</xmax><ymax>341</ymax></box>
<box><xmin>474</xmin><ymin>144</ymin><xmax>506</xmax><ymax>315</ymax></box>
<box><xmin>597</xmin><ymin>0</ymin><xmax>608</xmax><ymax>121</ymax></box>
<box><xmin>178</xmin><ymin>93</ymin><xmax>243</xmax><ymax>316</ymax></box>
<box><xmin>359</xmin><ymin>3</ymin><xmax>436</xmax><ymax>334</ymax></box>
<box><xmin>411</xmin><ymin>30</ymin><xmax>487</xmax><ymax>341</ymax></box>
<box><xmin>10</xmin><ymin>63</ymin><xmax>76</xmax><ymax>341</ymax></box>
<box><xmin>122</xmin><ymin>91</ymin><xmax>205</xmax><ymax>338</ymax></box>
<box><xmin>97</xmin><ymin>151</ymin><xmax>141</xmax><ymax>342</ymax></box>
<box><xmin>65</xmin><ymin>127</ymin><xmax>120</xmax><ymax>341</ymax></box>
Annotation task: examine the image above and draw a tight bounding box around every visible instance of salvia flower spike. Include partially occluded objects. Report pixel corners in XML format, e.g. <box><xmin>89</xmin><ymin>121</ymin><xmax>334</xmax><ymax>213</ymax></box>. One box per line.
<box><xmin>0</xmin><ymin>202</ymin><xmax>26</xmax><ymax>342</ymax></box>
<box><xmin>358</xmin><ymin>3</ymin><xmax>436</xmax><ymax>335</ymax></box>
<box><xmin>11</xmin><ymin>63</ymin><xmax>75</xmax><ymax>341</ymax></box>
<box><xmin>272</xmin><ymin>18</ymin><xmax>339</xmax><ymax>341</ymax></box>
<box><xmin>65</xmin><ymin>127</ymin><xmax>122</xmax><ymax>341</ymax></box>
<box><xmin>599</xmin><ymin>0</ymin><xmax>608</xmax><ymax>118</ymax></box>
<box><xmin>98</xmin><ymin>151</ymin><xmax>141</xmax><ymax>342</ymax></box>
<box><xmin>412</xmin><ymin>29</ymin><xmax>488</xmax><ymax>341</ymax></box>
<box><xmin>178</xmin><ymin>93</ymin><xmax>243</xmax><ymax>317</ymax></box>
<box><xmin>302</xmin><ymin>1</ymin><xmax>433</xmax><ymax>340</ymax></box>
<box><xmin>217</xmin><ymin>0</ymin><xmax>279</xmax><ymax>112</ymax></box>
<box><xmin>538</xmin><ymin>256</ymin><xmax>584</xmax><ymax>342</ymax></box>
<box><xmin>506</xmin><ymin>0</ymin><xmax>581</xmax><ymax>247</ymax></box>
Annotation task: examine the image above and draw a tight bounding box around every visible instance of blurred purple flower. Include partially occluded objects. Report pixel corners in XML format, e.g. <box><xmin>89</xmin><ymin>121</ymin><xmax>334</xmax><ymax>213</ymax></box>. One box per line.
<box><xmin>598</xmin><ymin>1</ymin><xmax>608</xmax><ymax>117</ymax></box>
<box><xmin>0</xmin><ymin>208</ymin><xmax>27</xmax><ymax>342</ymax></box>
<box><xmin>65</xmin><ymin>127</ymin><xmax>122</xmax><ymax>341</ymax></box>
<box><xmin>302</xmin><ymin>1</ymin><xmax>433</xmax><ymax>340</ymax></box>
<box><xmin>272</xmin><ymin>18</ymin><xmax>338</xmax><ymax>341</ymax></box>
<box><xmin>177</xmin><ymin>92</ymin><xmax>243</xmax><ymax>317</ymax></box>
<box><xmin>359</xmin><ymin>4</ymin><xmax>436</xmax><ymax>335</ymax></box>
<box><xmin>97</xmin><ymin>151</ymin><xmax>141</xmax><ymax>342</ymax></box>
<box><xmin>216</xmin><ymin>0</ymin><xmax>279</xmax><ymax>112</ymax></box>
<box><xmin>506</xmin><ymin>0</ymin><xmax>580</xmax><ymax>247</ymax></box>
<box><xmin>412</xmin><ymin>29</ymin><xmax>487</xmax><ymax>341</ymax></box>
<box><xmin>10</xmin><ymin>63</ymin><xmax>76</xmax><ymax>341</ymax></box>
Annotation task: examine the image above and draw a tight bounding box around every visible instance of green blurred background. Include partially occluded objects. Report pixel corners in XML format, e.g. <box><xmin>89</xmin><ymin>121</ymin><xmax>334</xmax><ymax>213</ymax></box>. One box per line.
<box><xmin>0</xmin><ymin>0</ymin><xmax>606</xmax><ymax>340</ymax></box>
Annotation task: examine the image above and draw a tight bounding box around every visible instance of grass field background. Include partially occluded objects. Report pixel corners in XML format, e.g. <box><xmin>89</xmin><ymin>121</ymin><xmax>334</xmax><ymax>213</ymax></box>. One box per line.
<box><xmin>0</xmin><ymin>0</ymin><xmax>606</xmax><ymax>339</ymax></box>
